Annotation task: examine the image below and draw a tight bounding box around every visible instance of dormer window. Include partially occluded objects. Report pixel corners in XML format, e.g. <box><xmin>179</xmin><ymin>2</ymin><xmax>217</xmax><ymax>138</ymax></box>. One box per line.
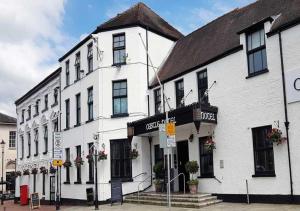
<box><xmin>246</xmin><ymin>28</ymin><xmax>268</xmax><ymax>77</ymax></box>
<box><xmin>113</xmin><ymin>33</ymin><xmax>126</xmax><ymax>65</ymax></box>
<box><xmin>75</xmin><ymin>52</ymin><xmax>81</xmax><ymax>81</ymax></box>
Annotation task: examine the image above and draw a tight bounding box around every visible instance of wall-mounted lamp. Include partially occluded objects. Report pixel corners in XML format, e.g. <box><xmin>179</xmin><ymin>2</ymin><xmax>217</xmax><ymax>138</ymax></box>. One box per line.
<box><xmin>188</xmin><ymin>134</ymin><xmax>194</xmax><ymax>142</ymax></box>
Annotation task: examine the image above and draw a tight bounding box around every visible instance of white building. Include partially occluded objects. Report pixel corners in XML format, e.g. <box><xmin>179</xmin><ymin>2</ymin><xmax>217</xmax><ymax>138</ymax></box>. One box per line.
<box><xmin>0</xmin><ymin>113</ymin><xmax>16</xmax><ymax>194</ymax></box>
<box><xmin>15</xmin><ymin>0</ymin><xmax>300</xmax><ymax>205</ymax></box>
<box><xmin>15</xmin><ymin>68</ymin><xmax>61</xmax><ymax>203</ymax></box>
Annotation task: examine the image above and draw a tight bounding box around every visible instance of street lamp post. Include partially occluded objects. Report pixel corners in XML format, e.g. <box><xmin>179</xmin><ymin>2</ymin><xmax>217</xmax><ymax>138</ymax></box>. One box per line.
<box><xmin>1</xmin><ymin>140</ymin><xmax>5</xmax><ymax>205</ymax></box>
<box><xmin>94</xmin><ymin>148</ymin><xmax>99</xmax><ymax>210</ymax></box>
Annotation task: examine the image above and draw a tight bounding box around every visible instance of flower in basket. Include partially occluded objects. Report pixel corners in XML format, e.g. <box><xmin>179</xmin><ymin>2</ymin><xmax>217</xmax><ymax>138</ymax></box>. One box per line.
<box><xmin>86</xmin><ymin>153</ymin><xmax>94</xmax><ymax>163</ymax></box>
<box><xmin>40</xmin><ymin>166</ymin><xmax>48</xmax><ymax>174</ymax></box>
<box><xmin>74</xmin><ymin>156</ymin><xmax>84</xmax><ymax>167</ymax></box>
<box><xmin>23</xmin><ymin>169</ymin><xmax>30</xmax><ymax>175</ymax></box>
<box><xmin>16</xmin><ymin>171</ymin><xmax>22</xmax><ymax>177</ymax></box>
<box><xmin>49</xmin><ymin>165</ymin><xmax>56</xmax><ymax>174</ymax></box>
<box><xmin>31</xmin><ymin>168</ymin><xmax>38</xmax><ymax>175</ymax></box>
<box><xmin>63</xmin><ymin>160</ymin><xmax>72</xmax><ymax>168</ymax></box>
<box><xmin>98</xmin><ymin>150</ymin><xmax>107</xmax><ymax>161</ymax></box>
<box><xmin>204</xmin><ymin>137</ymin><xmax>216</xmax><ymax>152</ymax></box>
<box><xmin>267</xmin><ymin>128</ymin><xmax>287</xmax><ymax>145</ymax></box>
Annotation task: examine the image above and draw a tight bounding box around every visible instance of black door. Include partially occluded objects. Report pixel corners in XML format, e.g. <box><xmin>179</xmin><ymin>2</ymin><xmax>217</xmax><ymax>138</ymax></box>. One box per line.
<box><xmin>49</xmin><ymin>176</ymin><xmax>55</xmax><ymax>204</ymax></box>
<box><xmin>177</xmin><ymin>141</ymin><xmax>189</xmax><ymax>192</ymax></box>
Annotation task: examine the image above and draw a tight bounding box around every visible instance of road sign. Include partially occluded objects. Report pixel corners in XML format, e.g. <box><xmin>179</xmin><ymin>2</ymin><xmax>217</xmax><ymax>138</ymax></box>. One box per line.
<box><xmin>167</xmin><ymin>135</ymin><xmax>176</xmax><ymax>147</ymax></box>
<box><xmin>159</xmin><ymin>124</ymin><xmax>167</xmax><ymax>148</ymax></box>
<box><xmin>52</xmin><ymin>160</ymin><xmax>63</xmax><ymax>167</ymax></box>
<box><xmin>53</xmin><ymin>132</ymin><xmax>63</xmax><ymax>160</ymax></box>
<box><xmin>166</xmin><ymin>122</ymin><xmax>176</xmax><ymax>136</ymax></box>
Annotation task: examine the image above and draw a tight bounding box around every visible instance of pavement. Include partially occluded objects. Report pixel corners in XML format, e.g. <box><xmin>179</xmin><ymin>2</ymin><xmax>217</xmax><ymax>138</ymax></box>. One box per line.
<box><xmin>2</xmin><ymin>201</ymin><xmax>300</xmax><ymax>211</ymax></box>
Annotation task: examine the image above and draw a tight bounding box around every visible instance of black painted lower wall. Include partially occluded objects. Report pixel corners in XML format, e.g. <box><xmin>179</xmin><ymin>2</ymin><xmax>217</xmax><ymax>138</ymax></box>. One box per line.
<box><xmin>214</xmin><ymin>194</ymin><xmax>300</xmax><ymax>204</ymax></box>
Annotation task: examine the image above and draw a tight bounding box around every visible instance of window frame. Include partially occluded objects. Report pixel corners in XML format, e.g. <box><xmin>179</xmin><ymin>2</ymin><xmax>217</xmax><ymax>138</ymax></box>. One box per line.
<box><xmin>43</xmin><ymin>125</ymin><xmax>48</xmax><ymax>154</ymax></box>
<box><xmin>87</xmin><ymin>142</ymin><xmax>94</xmax><ymax>182</ymax></box>
<box><xmin>75</xmin><ymin>52</ymin><xmax>81</xmax><ymax>81</ymax></box>
<box><xmin>87</xmin><ymin>87</ymin><xmax>93</xmax><ymax>121</ymax></box>
<box><xmin>43</xmin><ymin>94</ymin><xmax>48</xmax><ymax>111</ymax></box>
<box><xmin>246</xmin><ymin>27</ymin><xmax>268</xmax><ymax>78</ymax></box>
<box><xmin>75</xmin><ymin>145</ymin><xmax>82</xmax><ymax>183</ymax></box>
<box><xmin>87</xmin><ymin>42</ymin><xmax>93</xmax><ymax>73</ymax></box>
<box><xmin>154</xmin><ymin>88</ymin><xmax>161</xmax><ymax>114</ymax></box>
<box><xmin>34</xmin><ymin>129</ymin><xmax>39</xmax><ymax>156</ymax></box>
<box><xmin>199</xmin><ymin>137</ymin><xmax>214</xmax><ymax>178</ymax></box>
<box><xmin>175</xmin><ymin>79</ymin><xmax>184</xmax><ymax>108</ymax></box>
<box><xmin>65</xmin><ymin>148</ymin><xmax>70</xmax><ymax>183</ymax></box>
<box><xmin>110</xmin><ymin>139</ymin><xmax>132</xmax><ymax>181</ymax></box>
<box><xmin>65</xmin><ymin>60</ymin><xmax>70</xmax><ymax>86</ymax></box>
<box><xmin>112</xmin><ymin>33</ymin><xmax>126</xmax><ymax>66</ymax></box>
<box><xmin>112</xmin><ymin>80</ymin><xmax>128</xmax><ymax>117</ymax></box>
<box><xmin>197</xmin><ymin>69</ymin><xmax>208</xmax><ymax>104</ymax></box>
<box><xmin>9</xmin><ymin>131</ymin><xmax>16</xmax><ymax>149</ymax></box>
<box><xmin>75</xmin><ymin>93</ymin><xmax>81</xmax><ymax>125</ymax></box>
<box><xmin>27</xmin><ymin>132</ymin><xmax>31</xmax><ymax>158</ymax></box>
<box><xmin>20</xmin><ymin>135</ymin><xmax>24</xmax><ymax>159</ymax></box>
<box><xmin>65</xmin><ymin>99</ymin><xmax>70</xmax><ymax>129</ymax></box>
<box><xmin>252</xmin><ymin>125</ymin><xmax>275</xmax><ymax>177</ymax></box>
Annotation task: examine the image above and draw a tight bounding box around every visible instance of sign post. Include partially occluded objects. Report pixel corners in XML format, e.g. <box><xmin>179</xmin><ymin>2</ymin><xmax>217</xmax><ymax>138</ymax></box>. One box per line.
<box><xmin>53</xmin><ymin>132</ymin><xmax>62</xmax><ymax>210</ymax></box>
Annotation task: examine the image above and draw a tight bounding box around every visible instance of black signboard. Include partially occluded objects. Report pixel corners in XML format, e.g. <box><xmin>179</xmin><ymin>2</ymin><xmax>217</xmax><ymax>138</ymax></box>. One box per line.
<box><xmin>110</xmin><ymin>179</ymin><xmax>123</xmax><ymax>205</ymax></box>
<box><xmin>30</xmin><ymin>193</ymin><xmax>40</xmax><ymax>209</ymax></box>
<box><xmin>86</xmin><ymin>188</ymin><xmax>94</xmax><ymax>205</ymax></box>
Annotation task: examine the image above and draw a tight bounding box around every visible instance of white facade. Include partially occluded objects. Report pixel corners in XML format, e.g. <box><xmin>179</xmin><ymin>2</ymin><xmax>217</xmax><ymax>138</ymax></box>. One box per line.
<box><xmin>15</xmin><ymin>71</ymin><xmax>60</xmax><ymax>201</ymax></box>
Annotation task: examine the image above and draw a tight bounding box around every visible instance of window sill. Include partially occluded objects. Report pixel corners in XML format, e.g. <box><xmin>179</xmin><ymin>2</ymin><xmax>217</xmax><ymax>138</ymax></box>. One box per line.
<box><xmin>20</xmin><ymin>158</ymin><xmax>23</xmax><ymax>161</ymax></box>
<box><xmin>64</xmin><ymin>85</ymin><xmax>70</xmax><ymax>90</ymax></box>
<box><xmin>252</xmin><ymin>173</ymin><xmax>276</xmax><ymax>178</ymax></box>
<box><xmin>74</xmin><ymin>79</ymin><xmax>81</xmax><ymax>84</ymax></box>
<box><xmin>51</xmin><ymin>102</ymin><xmax>58</xmax><ymax>108</ymax></box>
<box><xmin>64</xmin><ymin>128</ymin><xmax>70</xmax><ymax>131</ymax></box>
<box><xmin>112</xmin><ymin>62</ymin><xmax>126</xmax><ymax>67</ymax></box>
<box><xmin>42</xmin><ymin>151</ymin><xmax>48</xmax><ymax>155</ymax></box>
<box><xmin>246</xmin><ymin>69</ymin><xmax>269</xmax><ymax>79</ymax></box>
<box><xmin>74</xmin><ymin>123</ymin><xmax>81</xmax><ymax>128</ymax></box>
<box><xmin>85</xmin><ymin>119</ymin><xmax>94</xmax><ymax>124</ymax></box>
<box><xmin>26</xmin><ymin>117</ymin><xmax>31</xmax><ymax>121</ymax></box>
<box><xmin>63</xmin><ymin>181</ymin><xmax>70</xmax><ymax>185</ymax></box>
<box><xmin>86</xmin><ymin>181</ymin><xmax>94</xmax><ymax>184</ymax></box>
<box><xmin>34</xmin><ymin>154</ymin><xmax>39</xmax><ymax>157</ymax></box>
<box><xmin>74</xmin><ymin>181</ymin><xmax>82</xmax><ymax>184</ymax></box>
<box><xmin>8</xmin><ymin>147</ymin><xmax>16</xmax><ymax>150</ymax></box>
<box><xmin>41</xmin><ymin>108</ymin><xmax>48</xmax><ymax>113</ymax></box>
<box><xmin>26</xmin><ymin>155</ymin><xmax>30</xmax><ymax>158</ymax></box>
<box><xmin>86</xmin><ymin>71</ymin><xmax>93</xmax><ymax>76</ymax></box>
<box><xmin>33</xmin><ymin>113</ymin><xmax>39</xmax><ymax>118</ymax></box>
<box><xmin>20</xmin><ymin>121</ymin><xmax>24</xmax><ymax>125</ymax></box>
<box><xmin>111</xmin><ymin>113</ymin><xmax>129</xmax><ymax>118</ymax></box>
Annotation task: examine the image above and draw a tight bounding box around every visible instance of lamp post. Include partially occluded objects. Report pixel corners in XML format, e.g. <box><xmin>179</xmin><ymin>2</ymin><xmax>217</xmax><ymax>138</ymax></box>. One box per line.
<box><xmin>1</xmin><ymin>140</ymin><xmax>5</xmax><ymax>205</ymax></box>
<box><xmin>94</xmin><ymin>148</ymin><xmax>99</xmax><ymax>210</ymax></box>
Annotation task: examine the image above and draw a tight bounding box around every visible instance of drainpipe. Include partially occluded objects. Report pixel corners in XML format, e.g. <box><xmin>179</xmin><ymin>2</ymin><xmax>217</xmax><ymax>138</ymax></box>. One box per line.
<box><xmin>278</xmin><ymin>31</ymin><xmax>293</xmax><ymax>199</ymax></box>
<box><xmin>146</xmin><ymin>28</ymin><xmax>150</xmax><ymax>116</ymax></box>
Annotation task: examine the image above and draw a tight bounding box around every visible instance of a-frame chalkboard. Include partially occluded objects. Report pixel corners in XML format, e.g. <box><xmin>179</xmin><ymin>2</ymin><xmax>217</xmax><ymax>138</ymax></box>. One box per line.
<box><xmin>110</xmin><ymin>179</ymin><xmax>123</xmax><ymax>205</ymax></box>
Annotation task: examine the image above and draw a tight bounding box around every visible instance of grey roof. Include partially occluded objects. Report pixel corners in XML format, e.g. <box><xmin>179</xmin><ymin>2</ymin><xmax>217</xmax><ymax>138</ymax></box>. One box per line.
<box><xmin>151</xmin><ymin>0</ymin><xmax>300</xmax><ymax>87</ymax></box>
<box><xmin>0</xmin><ymin>112</ymin><xmax>16</xmax><ymax>124</ymax></box>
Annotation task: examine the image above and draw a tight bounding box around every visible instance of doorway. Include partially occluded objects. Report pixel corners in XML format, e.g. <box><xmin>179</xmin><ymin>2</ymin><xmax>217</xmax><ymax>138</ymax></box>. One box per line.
<box><xmin>177</xmin><ymin>141</ymin><xmax>189</xmax><ymax>192</ymax></box>
<box><xmin>49</xmin><ymin>176</ymin><xmax>55</xmax><ymax>204</ymax></box>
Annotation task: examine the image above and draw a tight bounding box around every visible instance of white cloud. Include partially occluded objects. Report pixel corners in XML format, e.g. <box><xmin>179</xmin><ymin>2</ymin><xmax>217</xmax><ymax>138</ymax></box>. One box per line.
<box><xmin>0</xmin><ymin>0</ymin><xmax>75</xmax><ymax>117</ymax></box>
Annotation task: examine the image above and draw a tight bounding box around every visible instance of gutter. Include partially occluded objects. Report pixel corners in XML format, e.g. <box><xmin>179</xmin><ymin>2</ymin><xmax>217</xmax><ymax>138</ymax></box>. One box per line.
<box><xmin>278</xmin><ymin>31</ymin><xmax>294</xmax><ymax>200</ymax></box>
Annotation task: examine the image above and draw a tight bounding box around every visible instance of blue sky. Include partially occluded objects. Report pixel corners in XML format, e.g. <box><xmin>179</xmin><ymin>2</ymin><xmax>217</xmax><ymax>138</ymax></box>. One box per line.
<box><xmin>63</xmin><ymin>0</ymin><xmax>255</xmax><ymax>38</ymax></box>
<box><xmin>0</xmin><ymin>0</ymin><xmax>254</xmax><ymax>116</ymax></box>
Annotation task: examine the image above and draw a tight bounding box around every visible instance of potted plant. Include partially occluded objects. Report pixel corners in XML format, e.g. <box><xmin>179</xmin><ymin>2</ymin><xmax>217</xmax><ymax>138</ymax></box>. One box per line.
<box><xmin>267</xmin><ymin>128</ymin><xmax>286</xmax><ymax>145</ymax></box>
<box><xmin>49</xmin><ymin>165</ymin><xmax>56</xmax><ymax>174</ymax></box>
<box><xmin>130</xmin><ymin>143</ymin><xmax>139</xmax><ymax>159</ymax></box>
<box><xmin>63</xmin><ymin>160</ymin><xmax>72</xmax><ymax>168</ymax></box>
<box><xmin>16</xmin><ymin>171</ymin><xmax>22</xmax><ymax>177</ymax></box>
<box><xmin>185</xmin><ymin>161</ymin><xmax>199</xmax><ymax>194</ymax></box>
<box><xmin>23</xmin><ymin>169</ymin><xmax>30</xmax><ymax>175</ymax></box>
<box><xmin>153</xmin><ymin>161</ymin><xmax>164</xmax><ymax>192</ymax></box>
<box><xmin>31</xmin><ymin>168</ymin><xmax>38</xmax><ymax>175</ymax></box>
<box><xmin>74</xmin><ymin>156</ymin><xmax>84</xmax><ymax>167</ymax></box>
<box><xmin>98</xmin><ymin>150</ymin><xmax>107</xmax><ymax>161</ymax></box>
<box><xmin>204</xmin><ymin>137</ymin><xmax>216</xmax><ymax>152</ymax></box>
<box><xmin>40</xmin><ymin>166</ymin><xmax>48</xmax><ymax>174</ymax></box>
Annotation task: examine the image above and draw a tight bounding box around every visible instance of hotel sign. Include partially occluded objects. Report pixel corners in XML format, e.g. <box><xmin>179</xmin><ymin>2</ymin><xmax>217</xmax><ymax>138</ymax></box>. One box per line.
<box><xmin>286</xmin><ymin>69</ymin><xmax>300</xmax><ymax>103</ymax></box>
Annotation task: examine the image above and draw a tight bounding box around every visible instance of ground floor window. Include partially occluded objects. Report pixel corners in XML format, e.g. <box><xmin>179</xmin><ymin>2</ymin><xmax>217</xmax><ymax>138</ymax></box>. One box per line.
<box><xmin>88</xmin><ymin>142</ymin><xmax>94</xmax><ymax>182</ymax></box>
<box><xmin>199</xmin><ymin>137</ymin><xmax>214</xmax><ymax>177</ymax></box>
<box><xmin>76</xmin><ymin>145</ymin><xmax>82</xmax><ymax>183</ymax></box>
<box><xmin>252</xmin><ymin>125</ymin><xmax>275</xmax><ymax>176</ymax></box>
<box><xmin>110</xmin><ymin>139</ymin><xmax>132</xmax><ymax>180</ymax></box>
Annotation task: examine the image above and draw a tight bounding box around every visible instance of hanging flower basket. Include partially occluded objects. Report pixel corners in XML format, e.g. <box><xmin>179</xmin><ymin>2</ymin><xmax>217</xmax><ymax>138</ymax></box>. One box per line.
<box><xmin>98</xmin><ymin>150</ymin><xmax>107</xmax><ymax>161</ymax></box>
<box><xmin>49</xmin><ymin>166</ymin><xmax>56</xmax><ymax>174</ymax></box>
<box><xmin>40</xmin><ymin>166</ymin><xmax>48</xmax><ymax>174</ymax></box>
<box><xmin>31</xmin><ymin>168</ymin><xmax>38</xmax><ymax>175</ymax></box>
<box><xmin>86</xmin><ymin>153</ymin><xmax>94</xmax><ymax>163</ymax></box>
<box><xmin>130</xmin><ymin>149</ymin><xmax>139</xmax><ymax>159</ymax></box>
<box><xmin>204</xmin><ymin>137</ymin><xmax>216</xmax><ymax>152</ymax></box>
<box><xmin>74</xmin><ymin>156</ymin><xmax>84</xmax><ymax>167</ymax></box>
<box><xmin>267</xmin><ymin>128</ymin><xmax>286</xmax><ymax>145</ymax></box>
<box><xmin>63</xmin><ymin>160</ymin><xmax>72</xmax><ymax>168</ymax></box>
<box><xmin>23</xmin><ymin>169</ymin><xmax>30</xmax><ymax>175</ymax></box>
<box><xmin>16</xmin><ymin>171</ymin><xmax>22</xmax><ymax>177</ymax></box>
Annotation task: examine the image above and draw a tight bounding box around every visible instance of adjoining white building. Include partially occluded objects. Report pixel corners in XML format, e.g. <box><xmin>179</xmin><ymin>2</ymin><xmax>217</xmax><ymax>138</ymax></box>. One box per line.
<box><xmin>128</xmin><ymin>0</ymin><xmax>300</xmax><ymax>204</ymax></box>
<box><xmin>14</xmin><ymin>0</ymin><xmax>300</xmax><ymax>206</ymax></box>
<box><xmin>0</xmin><ymin>113</ymin><xmax>16</xmax><ymax>194</ymax></box>
<box><xmin>15</xmin><ymin>68</ymin><xmax>61</xmax><ymax>203</ymax></box>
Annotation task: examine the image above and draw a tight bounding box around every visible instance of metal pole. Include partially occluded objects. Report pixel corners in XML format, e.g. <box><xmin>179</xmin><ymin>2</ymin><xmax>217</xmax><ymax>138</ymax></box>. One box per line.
<box><xmin>56</xmin><ymin>166</ymin><xmax>60</xmax><ymax>210</ymax></box>
<box><xmin>94</xmin><ymin>150</ymin><xmax>99</xmax><ymax>210</ymax></box>
<box><xmin>165</xmin><ymin>112</ymin><xmax>171</xmax><ymax>209</ymax></box>
<box><xmin>246</xmin><ymin>180</ymin><xmax>250</xmax><ymax>204</ymax></box>
<box><xmin>1</xmin><ymin>147</ymin><xmax>4</xmax><ymax>205</ymax></box>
